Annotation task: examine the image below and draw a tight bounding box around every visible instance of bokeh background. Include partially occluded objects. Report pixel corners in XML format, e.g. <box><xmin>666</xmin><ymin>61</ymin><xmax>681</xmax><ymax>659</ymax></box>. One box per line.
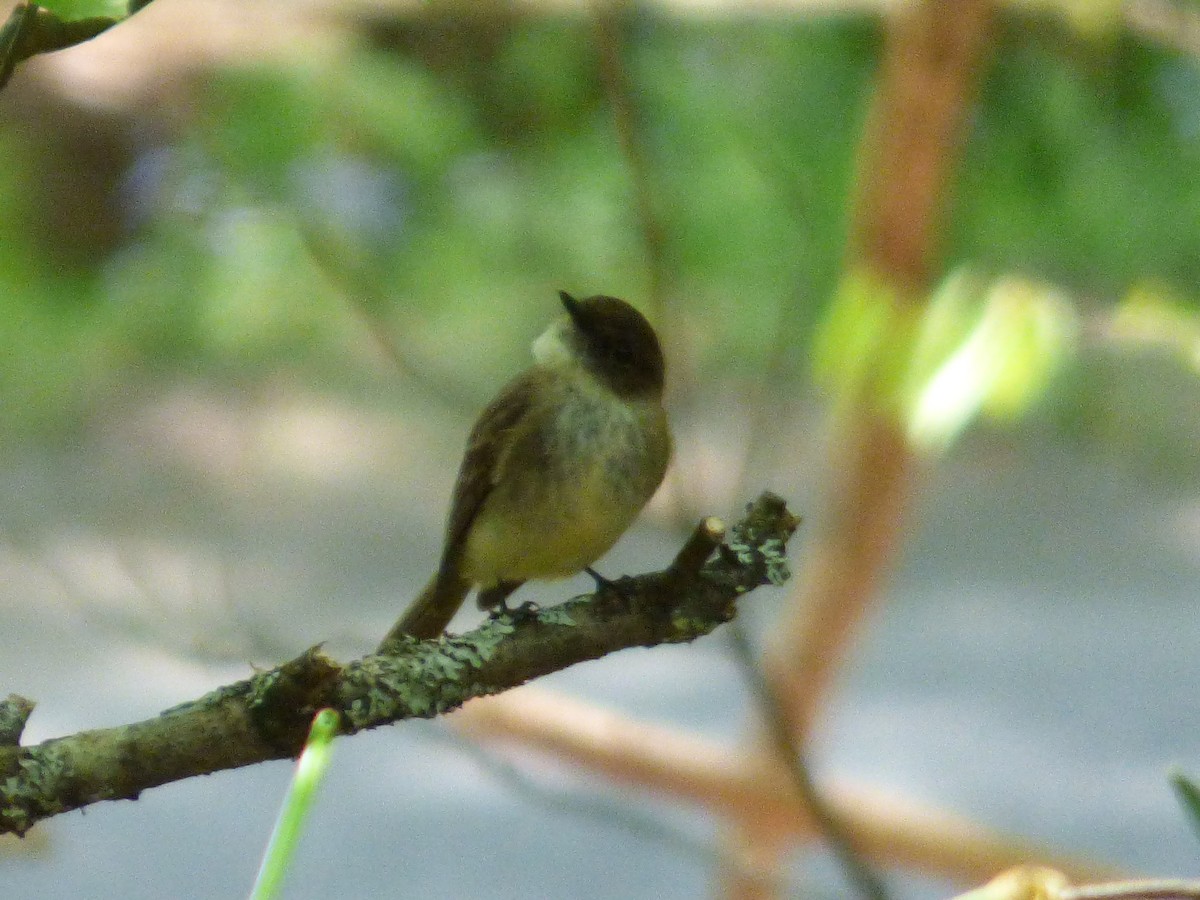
<box><xmin>1</xmin><ymin>0</ymin><xmax>1199</xmax><ymax>897</ymax></box>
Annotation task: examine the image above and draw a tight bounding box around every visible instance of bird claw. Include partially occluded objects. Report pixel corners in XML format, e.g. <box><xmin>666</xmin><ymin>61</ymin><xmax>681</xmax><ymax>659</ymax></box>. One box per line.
<box><xmin>490</xmin><ymin>599</ymin><xmax>540</xmax><ymax>625</ymax></box>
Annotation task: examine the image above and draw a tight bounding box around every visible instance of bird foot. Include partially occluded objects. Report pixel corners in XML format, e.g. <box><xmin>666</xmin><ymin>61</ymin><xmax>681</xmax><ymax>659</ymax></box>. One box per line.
<box><xmin>489</xmin><ymin>599</ymin><xmax>540</xmax><ymax>625</ymax></box>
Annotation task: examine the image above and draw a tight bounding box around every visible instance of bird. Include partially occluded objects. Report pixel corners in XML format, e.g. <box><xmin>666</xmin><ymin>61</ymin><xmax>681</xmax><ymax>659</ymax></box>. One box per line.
<box><xmin>386</xmin><ymin>290</ymin><xmax>671</xmax><ymax>643</ymax></box>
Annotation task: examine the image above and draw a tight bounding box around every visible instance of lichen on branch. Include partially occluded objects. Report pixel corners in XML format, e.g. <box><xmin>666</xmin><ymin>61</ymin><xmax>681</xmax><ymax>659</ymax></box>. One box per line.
<box><xmin>0</xmin><ymin>491</ymin><xmax>799</xmax><ymax>837</ymax></box>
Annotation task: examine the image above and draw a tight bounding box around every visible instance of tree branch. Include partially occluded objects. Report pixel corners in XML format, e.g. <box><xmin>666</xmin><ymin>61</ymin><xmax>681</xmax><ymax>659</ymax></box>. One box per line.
<box><xmin>0</xmin><ymin>491</ymin><xmax>798</xmax><ymax>837</ymax></box>
<box><xmin>454</xmin><ymin>688</ymin><xmax>1122</xmax><ymax>887</ymax></box>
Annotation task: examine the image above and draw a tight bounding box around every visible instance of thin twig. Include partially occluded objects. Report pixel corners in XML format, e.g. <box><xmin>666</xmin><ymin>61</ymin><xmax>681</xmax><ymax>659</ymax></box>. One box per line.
<box><xmin>1064</xmin><ymin>881</ymin><xmax>1200</xmax><ymax>900</ymax></box>
<box><xmin>669</xmin><ymin>516</ymin><xmax>727</xmax><ymax>575</ymax></box>
<box><xmin>442</xmin><ymin>730</ymin><xmax>783</xmax><ymax>891</ymax></box>
<box><xmin>592</xmin><ymin>3</ymin><xmax>668</xmax><ymax>317</ymax></box>
<box><xmin>297</xmin><ymin>222</ymin><xmax>478</xmax><ymax>411</ymax></box>
<box><xmin>728</xmin><ymin>622</ymin><xmax>890</xmax><ymax>900</ymax></box>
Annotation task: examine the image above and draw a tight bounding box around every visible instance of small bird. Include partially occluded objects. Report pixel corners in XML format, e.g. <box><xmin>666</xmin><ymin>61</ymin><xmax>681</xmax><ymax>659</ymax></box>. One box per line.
<box><xmin>387</xmin><ymin>291</ymin><xmax>671</xmax><ymax>642</ymax></box>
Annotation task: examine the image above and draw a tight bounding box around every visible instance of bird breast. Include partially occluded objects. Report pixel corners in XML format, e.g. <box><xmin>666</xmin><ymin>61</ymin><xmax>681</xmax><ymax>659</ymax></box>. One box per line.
<box><xmin>460</xmin><ymin>372</ymin><xmax>669</xmax><ymax>585</ymax></box>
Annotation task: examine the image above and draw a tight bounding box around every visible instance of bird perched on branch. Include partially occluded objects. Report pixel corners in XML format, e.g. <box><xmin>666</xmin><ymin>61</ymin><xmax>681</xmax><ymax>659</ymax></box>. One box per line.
<box><xmin>386</xmin><ymin>291</ymin><xmax>671</xmax><ymax>643</ymax></box>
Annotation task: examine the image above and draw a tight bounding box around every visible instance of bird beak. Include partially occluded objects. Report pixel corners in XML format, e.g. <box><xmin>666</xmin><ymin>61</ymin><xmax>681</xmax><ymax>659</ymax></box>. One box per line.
<box><xmin>558</xmin><ymin>290</ymin><xmax>579</xmax><ymax>317</ymax></box>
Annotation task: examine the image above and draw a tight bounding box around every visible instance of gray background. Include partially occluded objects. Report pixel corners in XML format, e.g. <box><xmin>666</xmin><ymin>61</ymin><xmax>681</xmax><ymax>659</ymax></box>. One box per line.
<box><xmin>1</xmin><ymin>390</ymin><xmax>1198</xmax><ymax>899</ymax></box>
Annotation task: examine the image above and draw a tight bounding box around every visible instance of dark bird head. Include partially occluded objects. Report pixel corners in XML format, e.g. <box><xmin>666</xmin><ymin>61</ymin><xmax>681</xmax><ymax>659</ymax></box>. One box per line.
<box><xmin>549</xmin><ymin>290</ymin><xmax>665</xmax><ymax>398</ymax></box>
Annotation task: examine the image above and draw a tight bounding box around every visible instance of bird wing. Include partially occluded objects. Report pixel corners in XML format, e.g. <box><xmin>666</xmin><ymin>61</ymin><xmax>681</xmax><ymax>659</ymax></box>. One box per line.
<box><xmin>439</xmin><ymin>369</ymin><xmax>542</xmax><ymax>576</ymax></box>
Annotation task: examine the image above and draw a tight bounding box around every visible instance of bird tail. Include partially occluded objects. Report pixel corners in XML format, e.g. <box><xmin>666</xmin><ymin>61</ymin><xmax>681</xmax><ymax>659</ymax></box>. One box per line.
<box><xmin>380</xmin><ymin>571</ymin><xmax>471</xmax><ymax>647</ymax></box>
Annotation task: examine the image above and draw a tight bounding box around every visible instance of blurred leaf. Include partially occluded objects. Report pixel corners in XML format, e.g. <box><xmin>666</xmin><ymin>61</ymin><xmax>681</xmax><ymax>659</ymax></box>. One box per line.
<box><xmin>979</xmin><ymin>278</ymin><xmax>1076</xmax><ymax>417</ymax></box>
<box><xmin>35</xmin><ymin>0</ymin><xmax>126</xmax><ymax>20</ymax></box>
<box><xmin>1111</xmin><ymin>281</ymin><xmax>1200</xmax><ymax>372</ymax></box>
<box><xmin>1169</xmin><ymin>768</ymin><xmax>1200</xmax><ymax>845</ymax></box>
<box><xmin>814</xmin><ymin>267</ymin><xmax>1076</xmax><ymax>452</ymax></box>
<box><xmin>902</xmin><ymin>268</ymin><xmax>989</xmax><ymax>401</ymax></box>
<box><xmin>326</xmin><ymin>49</ymin><xmax>477</xmax><ymax>174</ymax></box>
<box><xmin>0</xmin><ymin>294</ymin><xmax>115</xmax><ymax>438</ymax></box>
<box><xmin>0</xmin><ymin>1</ymin><xmax>115</xmax><ymax>91</ymax></box>
<box><xmin>0</xmin><ymin>133</ymin><xmax>118</xmax><ymax>438</ymax></box>
<box><xmin>1007</xmin><ymin>0</ymin><xmax>1126</xmax><ymax>37</ymax></box>
<box><xmin>905</xmin><ymin>272</ymin><xmax>1076</xmax><ymax>450</ymax></box>
<box><xmin>201</xmin><ymin>69</ymin><xmax>325</xmax><ymax>198</ymax></box>
<box><xmin>200</xmin><ymin>209</ymin><xmax>341</xmax><ymax>357</ymax></box>
<box><xmin>956</xmin><ymin>32</ymin><xmax>1200</xmax><ymax>288</ymax></box>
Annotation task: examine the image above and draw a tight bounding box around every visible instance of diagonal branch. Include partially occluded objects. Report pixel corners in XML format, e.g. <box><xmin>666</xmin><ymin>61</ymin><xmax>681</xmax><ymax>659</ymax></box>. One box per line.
<box><xmin>0</xmin><ymin>492</ymin><xmax>798</xmax><ymax>838</ymax></box>
<box><xmin>454</xmin><ymin>688</ymin><xmax>1123</xmax><ymax>888</ymax></box>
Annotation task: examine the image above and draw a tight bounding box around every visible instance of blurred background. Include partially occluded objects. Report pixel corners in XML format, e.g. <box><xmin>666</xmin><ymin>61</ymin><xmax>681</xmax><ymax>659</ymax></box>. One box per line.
<box><xmin>1</xmin><ymin>0</ymin><xmax>1199</xmax><ymax>897</ymax></box>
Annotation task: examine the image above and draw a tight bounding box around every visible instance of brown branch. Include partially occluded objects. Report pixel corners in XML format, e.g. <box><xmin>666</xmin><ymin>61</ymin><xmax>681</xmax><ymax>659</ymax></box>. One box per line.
<box><xmin>1066</xmin><ymin>882</ymin><xmax>1200</xmax><ymax>900</ymax></box>
<box><xmin>847</xmin><ymin>0</ymin><xmax>996</xmax><ymax>294</ymax></box>
<box><xmin>0</xmin><ymin>492</ymin><xmax>797</xmax><ymax>837</ymax></box>
<box><xmin>771</xmin><ymin>0</ymin><xmax>998</xmax><ymax>746</ymax></box>
<box><xmin>453</xmin><ymin>688</ymin><xmax>1122</xmax><ymax>887</ymax></box>
<box><xmin>719</xmin><ymin>6</ymin><xmax>999</xmax><ymax>896</ymax></box>
<box><xmin>767</xmin><ymin>415</ymin><xmax>919</xmax><ymax>740</ymax></box>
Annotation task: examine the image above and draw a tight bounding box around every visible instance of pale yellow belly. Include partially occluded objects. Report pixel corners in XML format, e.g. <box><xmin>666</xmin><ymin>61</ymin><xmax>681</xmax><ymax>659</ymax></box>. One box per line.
<box><xmin>456</xmin><ymin>371</ymin><xmax>668</xmax><ymax>588</ymax></box>
<box><xmin>460</xmin><ymin>472</ymin><xmax>642</xmax><ymax>585</ymax></box>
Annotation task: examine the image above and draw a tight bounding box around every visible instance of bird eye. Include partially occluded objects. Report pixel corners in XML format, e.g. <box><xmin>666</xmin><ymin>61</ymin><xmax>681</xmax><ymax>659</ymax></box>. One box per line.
<box><xmin>611</xmin><ymin>341</ymin><xmax>635</xmax><ymax>363</ymax></box>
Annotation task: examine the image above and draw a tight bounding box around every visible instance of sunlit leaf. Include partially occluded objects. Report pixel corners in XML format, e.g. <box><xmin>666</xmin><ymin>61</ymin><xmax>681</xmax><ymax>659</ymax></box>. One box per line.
<box><xmin>904</xmin><ymin>273</ymin><xmax>1076</xmax><ymax>450</ymax></box>
<box><xmin>979</xmin><ymin>277</ymin><xmax>1077</xmax><ymax>417</ymax></box>
<box><xmin>903</xmin><ymin>287</ymin><xmax>999</xmax><ymax>450</ymax></box>
<box><xmin>901</xmin><ymin>268</ymin><xmax>989</xmax><ymax>404</ymax></box>
<box><xmin>1111</xmin><ymin>282</ymin><xmax>1200</xmax><ymax>373</ymax></box>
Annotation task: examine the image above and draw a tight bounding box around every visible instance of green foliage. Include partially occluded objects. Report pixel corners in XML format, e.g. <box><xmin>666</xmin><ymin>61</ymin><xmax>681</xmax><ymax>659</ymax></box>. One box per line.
<box><xmin>1112</xmin><ymin>282</ymin><xmax>1200</xmax><ymax>371</ymax></box>
<box><xmin>1169</xmin><ymin>768</ymin><xmax>1200</xmax><ymax>845</ymax></box>
<box><xmin>954</xmin><ymin>25</ymin><xmax>1200</xmax><ymax>290</ymax></box>
<box><xmin>0</xmin><ymin>133</ymin><xmax>119</xmax><ymax>436</ymax></box>
<box><xmin>2</xmin><ymin>11</ymin><xmax>1198</xmax><ymax>463</ymax></box>
<box><xmin>0</xmin><ymin>1</ymin><xmax>118</xmax><ymax>90</ymax></box>
<box><xmin>34</xmin><ymin>0</ymin><xmax>126</xmax><ymax>20</ymax></box>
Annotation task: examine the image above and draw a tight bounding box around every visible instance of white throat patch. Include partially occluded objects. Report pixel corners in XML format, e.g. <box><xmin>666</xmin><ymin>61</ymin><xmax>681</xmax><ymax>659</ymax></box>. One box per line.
<box><xmin>531</xmin><ymin>318</ymin><xmax>578</xmax><ymax>369</ymax></box>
